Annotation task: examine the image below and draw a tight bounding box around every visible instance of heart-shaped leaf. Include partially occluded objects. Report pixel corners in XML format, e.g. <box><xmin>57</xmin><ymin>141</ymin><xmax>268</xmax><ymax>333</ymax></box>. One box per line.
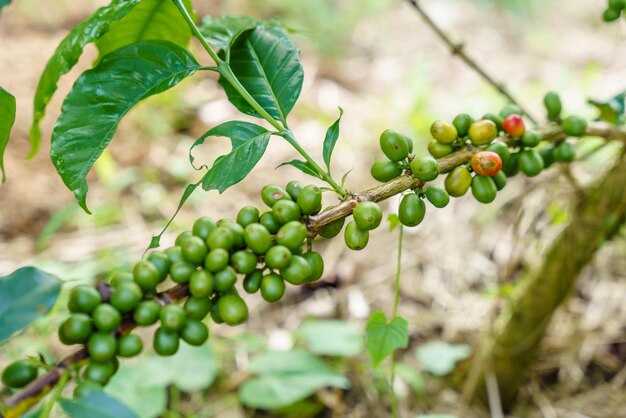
<box><xmin>61</xmin><ymin>390</ymin><xmax>137</xmax><ymax>418</ymax></box>
<box><xmin>191</xmin><ymin>121</ymin><xmax>271</xmax><ymax>193</ymax></box>
<box><xmin>50</xmin><ymin>40</ymin><xmax>200</xmax><ymax>212</ymax></box>
<box><xmin>219</xmin><ymin>26</ymin><xmax>304</xmax><ymax>124</ymax></box>
<box><xmin>0</xmin><ymin>266</ymin><xmax>61</xmax><ymax>342</ymax></box>
<box><xmin>322</xmin><ymin>107</ymin><xmax>343</xmax><ymax>173</ymax></box>
<box><xmin>365</xmin><ymin>311</ymin><xmax>409</xmax><ymax>368</ymax></box>
<box><xmin>95</xmin><ymin>0</ymin><xmax>194</xmax><ymax>59</ymax></box>
<box><xmin>0</xmin><ymin>86</ymin><xmax>16</xmax><ymax>182</ymax></box>
<box><xmin>200</xmin><ymin>15</ymin><xmax>258</xmax><ymax>51</ymax></box>
<box><xmin>29</xmin><ymin>0</ymin><xmax>142</xmax><ymax>156</ymax></box>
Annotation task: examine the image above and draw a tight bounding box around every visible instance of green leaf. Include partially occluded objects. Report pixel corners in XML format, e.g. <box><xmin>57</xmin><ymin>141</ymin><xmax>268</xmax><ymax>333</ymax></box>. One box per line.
<box><xmin>240</xmin><ymin>350</ymin><xmax>350</xmax><ymax>410</ymax></box>
<box><xmin>50</xmin><ymin>40</ymin><xmax>200</xmax><ymax>213</ymax></box>
<box><xmin>95</xmin><ymin>0</ymin><xmax>194</xmax><ymax>59</ymax></box>
<box><xmin>29</xmin><ymin>0</ymin><xmax>142</xmax><ymax>157</ymax></box>
<box><xmin>191</xmin><ymin>121</ymin><xmax>271</xmax><ymax>193</ymax></box>
<box><xmin>276</xmin><ymin>159</ymin><xmax>322</xmax><ymax>180</ymax></box>
<box><xmin>106</xmin><ymin>368</ymin><xmax>166</xmax><ymax>418</ymax></box>
<box><xmin>0</xmin><ymin>267</ymin><xmax>61</xmax><ymax>342</ymax></box>
<box><xmin>588</xmin><ymin>91</ymin><xmax>625</xmax><ymax>126</ymax></box>
<box><xmin>365</xmin><ymin>311</ymin><xmax>408</xmax><ymax>368</ymax></box>
<box><xmin>296</xmin><ymin>319</ymin><xmax>363</xmax><ymax>357</ymax></box>
<box><xmin>61</xmin><ymin>390</ymin><xmax>138</xmax><ymax>418</ymax></box>
<box><xmin>200</xmin><ymin>15</ymin><xmax>258</xmax><ymax>51</ymax></box>
<box><xmin>0</xmin><ymin>86</ymin><xmax>16</xmax><ymax>182</ymax></box>
<box><xmin>219</xmin><ymin>26</ymin><xmax>304</xmax><ymax>124</ymax></box>
<box><xmin>0</xmin><ymin>0</ymin><xmax>11</xmax><ymax>13</ymax></box>
<box><xmin>322</xmin><ymin>107</ymin><xmax>343</xmax><ymax>173</ymax></box>
<box><xmin>415</xmin><ymin>341</ymin><xmax>471</xmax><ymax>376</ymax></box>
<box><xmin>394</xmin><ymin>363</ymin><xmax>425</xmax><ymax>398</ymax></box>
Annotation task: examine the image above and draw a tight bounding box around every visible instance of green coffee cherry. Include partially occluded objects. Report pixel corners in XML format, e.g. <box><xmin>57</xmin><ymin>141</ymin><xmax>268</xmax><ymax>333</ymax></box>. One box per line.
<box><xmin>272</xmin><ymin>200</ymin><xmax>302</xmax><ymax>224</ymax></box>
<box><xmin>206</xmin><ymin>226</ymin><xmax>235</xmax><ymax>250</ymax></box>
<box><xmin>260</xmin><ymin>273</ymin><xmax>285</xmax><ymax>302</ymax></box>
<box><xmin>192</xmin><ymin>217</ymin><xmax>216</xmax><ymax>241</ymax></box>
<box><xmin>117</xmin><ymin>334</ymin><xmax>143</xmax><ymax>358</ymax></box>
<box><xmin>519</xmin><ymin>150</ymin><xmax>544</xmax><ymax>177</ymax></box>
<box><xmin>539</xmin><ymin>145</ymin><xmax>555</xmax><ymax>169</ymax></box>
<box><xmin>276</xmin><ymin>221</ymin><xmax>307</xmax><ymax>250</ymax></box>
<box><xmin>398</xmin><ymin>193</ymin><xmax>426</xmax><ymax>227</ymax></box>
<box><xmin>175</xmin><ymin>231</ymin><xmax>193</xmax><ymax>247</ymax></box>
<box><xmin>74</xmin><ymin>380</ymin><xmax>103</xmax><ymax>399</ymax></box>
<box><xmin>482</xmin><ymin>113</ymin><xmax>503</xmax><ymax>131</ymax></box>
<box><xmin>485</xmin><ymin>141</ymin><xmax>511</xmax><ymax>163</ymax></box>
<box><xmin>410</xmin><ymin>155</ymin><xmax>439</xmax><ymax>181</ymax></box>
<box><xmin>603</xmin><ymin>7</ymin><xmax>621</xmax><ymax>22</ymax></box>
<box><xmin>261</xmin><ymin>184</ymin><xmax>291</xmax><ymax>207</ymax></box>
<box><xmin>553</xmin><ymin>140</ymin><xmax>576</xmax><ymax>162</ymax></box>
<box><xmin>159</xmin><ymin>304</ymin><xmax>186</xmax><ymax>332</ymax></box>
<box><xmin>210</xmin><ymin>302</ymin><xmax>224</xmax><ymax>324</ymax></box>
<box><xmin>492</xmin><ymin>171</ymin><xmax>507</xmax><ymax>190</ymax></box>
<box><xmin>236</xmin><ymin>206</ymin><xmax>260</xmax><ymax>227</ymax></box>
<box><xmin>468</xmin><ymin>120</ymin><xmax>498</xmax><ymax>146</ymax></box>
<box><xmin>344</xmin><ymin>221</ymin><xmax>369</xmax><ymax>251</ymax></box>
<box><xmin>133</xmin><ymin>300</ymin><xmax>161</xmax><ymax>326</ymax></box>
<box><xmin>499</xmin><ymin>104</ymin><xmax>523</xmax><ymax>119</ymax></box>
<box><xmin>502</xmin><ymin>152</ymin><xmax>520</xmax><ymax>177</ymax></box>
<box><xmin>297</xmin><ymin>185</ymin><xmax>322</xmax><ymax>215</ymax></box>
<box><xmin>543</xmin><ymin>91</ymin><xmax>562</xmax><ymax>121</ymax></box>
<box><xmin>147</xmin><ymin>252</ymin><xmax>171</xmax><ymax>282</ymax></box>
<box><xmin>181</xmin><ymin>236</ymin><xmax>208</xmax><ymax>265</ymax></box>
<box><xmin>87</xmin><ymin>333</ymin><xmax>117</xmax><ymax>362</ymax></box>
<box><xmin>302</xmin><ymin>251</ymin><xmax>324</xmax><ymax>282</ymax></box>
<box><xmin>260</xmin><ymin>211</ymin><xmax>281</xmax><ymax>234</ymax></box>
<box><xmin>427</xmin><ymin>140</ymin><xmax>454</xmax><ymax>158</ymax></box>
<box><xmin>231</xmin><ymin>250</ymin><xmax>258</xmax><ymax>275</ymax></box>
<box><xmin>92</xmin><ymin>304</ymin><xmax>122</xmax><ymax>332</ymax></box>
<box><xmin>444</xmin><ymin>166</ymin><xmax>472</xmax><ymax>197</ymax></box>
<box><xmin>430</xmin><ymin>121</ymin><xmax>458</xmax><ymax>144</ymax></box>
<box><xmin>425</xmin><ymin>186</ymin><xmax>450</xmax><ymax>208</ymax></box>
<box><xmin>219</xmin><ymin>221</ymin><xmax>245</xmax><ymax>250</ymax></box>
<box><xmin>353</xmin><ymin>201</ymin><xmax>383</xmax><ymax>231</ymax></box>
<box><xmin>1</xmin><ymin>360</ymin><xmax>38</xmax><ymax>388</ymax></box>
<box><xmin>281</xmin><ymin>255</ymin><xmax>312</xmax><ymax>285</ymax></box>
<box><xmin>59</xmin><ymin>313</ymin><xmax>93</xmax><ymax>345</ymax></box>
<box><xmin>169</xmin><ymin>261</ymin><xmax>195</xmax><ymax>284</ymax></box>
<box><xmin>471</xmin><ymin>176</ymin><xmax>497</xmax><ymax>204</ymax></box>
<box><xmin>204</xmin><ymin>248</ymin><xmax>230</xmax><ymax>272</ymax></box>
<box><xmin>133</xmin><ymin>261</ymin><xmax>161</xmax><ymax>292</ymax></box>
<box><xmin>181</xmin><ymin>320</ymin><xmax>209</xmax><ymax>346</ymax></box>
<box><xmin>319</xmin><ymin>217</ymin><xmax>345</xmax><ymax>239</ymax></box>
<box><xmin>189</xmin><ymin>269</ymin><xmax>214</xmax><ymax>297</ymax></box>
<box><xmin>265</xmin><ymin>245</ymin><xmax>292</xmax><ymax>270</ymax></box>
<box><xmin>109</xmin><ymin>272</ymin><xmax>134</xmax><ymax>288</ymax></box>
<box><xmin>184</xmin><ymin>297</ymin><xmax>212</xmax><ymax>321</ymax></box>
<box><xmin>218</xmin><ymin>294</ymin><xmax>249</xmax><ymax>326</ymax></box>
<box><xmin>244</xmin><ymin>223</ymin><xmax>272</xmax><ymax>254</ymax></box>
<box><xmin>521</xmin><ymin>131</ymin><xmax>541</xmax><ymax>148</ymax></box>
<box><xmin>68</xmin><ymin>286</ymin><xmax>102</xmax><ymax>314</ymax></box>
<box><xmin>380</xmin><ymin>129</ymin><xmax>410</xmax><ymax>161</ymax></box>
<box><xmin>214</xmin><ymin>266</ymin><xmax>237</xmax><ymax>292</ymax></box>
<box><xmin>609</xmin><ymin>0</ymin><xmax>625</xmax><ymax>10</ymax></box>
<box><xmin>453</xmin><ymin>113</ymin><xmax>473</xmax><ymax>137</ymax></box>
<box><xmin>165</xmin><ymin>246</ymin><xmax>185</xmax><ymax>264</ymax></box>
<box><xmin>110</xmin><ymin>282</ymin><xmax>142</xmax><ymax>314</ymax></box>
<box><xmin>83</xmin><ymin>361</ymin><xmax>115</xmax><ymax>385</ymax></box>
<box><xmin>286</xmin><ymin>180</ymin><xmax>304</xmax><ymax>200</ymax></box>
<box><xmin>371</xmin><ymin>160</ymin><xmax>403</xmax><ymax>182</ymax></box>
<box><xmin>243</xmin><ymin>270</ymin><xmax>264</xmax><ymax>294</ymax></box>
<box><xmin>154</xmin><ymin>327</ymin><xmax>179</xmax><ymax>356</ymax></box>
<box><xmin>561</xmin><ymin>116</ymin><xmax>587</xmax><ymax>137</ymax></box>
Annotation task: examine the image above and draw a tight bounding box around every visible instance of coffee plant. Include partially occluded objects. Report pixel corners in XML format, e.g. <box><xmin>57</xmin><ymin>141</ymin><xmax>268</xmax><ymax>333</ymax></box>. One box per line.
<box><xmin>1</xmin><ymin>1</ymin><xmax>625</xmax><ymax>417</ymax></box>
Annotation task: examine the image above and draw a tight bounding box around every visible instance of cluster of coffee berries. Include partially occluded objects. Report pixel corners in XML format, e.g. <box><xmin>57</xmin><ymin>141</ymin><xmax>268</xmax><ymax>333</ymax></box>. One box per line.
<box><xmin>603</xmin><ymin>0</ymin><xmax>626</xmax><ymax>22</ymax></box>
<box><xmin>370</xmin><ymin>129</ymin><xmax>414</xmax><ymax>182</ymax></box>
<box><xmin>1</xmin><ymin>181</ymin><xmax>328</xmax><ymax>397</ymax></box>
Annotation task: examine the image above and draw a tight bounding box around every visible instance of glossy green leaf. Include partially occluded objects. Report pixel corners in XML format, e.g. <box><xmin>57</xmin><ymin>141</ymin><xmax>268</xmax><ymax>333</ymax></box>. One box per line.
<box><xmin>296</xmin><ymin>319</ymin><xmax>363</xmax><ymax>357</ymax></box>
<box><xmin>219</xmin><ymin>26</ymin><xmax>304</xmax><ymax>124</ymax></box>
<box><xmin>322</xmin><ymin>107</ymin><xmax>343</xmax><ymax>173</ymax></box>
<box><xmin>106</xmin><ymin>368</ymin><xmax>166</xmax><ymax>418</ymax></box>
<box><xmin>0</xmin><ymin>86</ymin><xmax>16</xmax><ymax>182</ymax></box>
<box><xmin>29</xmin><ymin>0</ymin><xmax>142</xmax><ymax>157</ymax></box>
<box><xmin>365</xmin><ymin>311</ymin><xmax>408</xmax><ymax>368</ymax></box>
<box><xmin>95</xmin><ymin>0</ymin><xmax>194</xmax><ymax>59</ymax></box>
<box><xmin>61</xmin><ymin>390</ymin><xmax>138</xmax><ymax>418</ymax></box>
<box><xmin>415</xmin><ymin>341</ymin><xmax>471</xmax><ymax>376</ymax></box>
<box><xmin>191</xmin><ymin>121</ymin><xmax>271</xmax><ymax>193</ymax></box>
<box><xmin>239</xmin><ymin>350</ymin><xmax>350</xmax><ymax>410</ymax></box>
<box><xmin>276</xmin><ymin>159</ymin><xmax>322</xmax><ymax>180</ymax></box>
<box><xmin>0</xmin><ymin>267</ymin><xmax>61</xmax><ymax>342</ymax></box>
<box><xmin>50</xmin><ymin>40</ymin><xmax>200</xmax><ymax>213</ymax></box>
<box><xmin>200</xmin><ymin>15</ymin><xmax>258</xmax><ymax>50</ymax></box>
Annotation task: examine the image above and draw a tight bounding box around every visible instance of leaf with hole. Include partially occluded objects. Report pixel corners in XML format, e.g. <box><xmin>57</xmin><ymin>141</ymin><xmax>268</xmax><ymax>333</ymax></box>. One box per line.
<box><xmin>219</xmin><ymin>26</ymin><xmax>304</xmax><ymax>124</ymax></box>
<box><xmin>0</xmin><ymin>267</ymin><xmax>61</xmax><ymax>342</ymax></box>
<box><xmin>200</xmin><ymin>15</ymin><xmax>258</xmax><ymax>51</ymax></box>
<box><xmin>50</xmin><ymin>40</ymin><xmax>200</xmax><ymax>213</ymax></box>
<box><xmin>365</xmin><ymin>311</ymin><xmax>408</xmax><ymax>368</ymax></box>
<box><xmin>322</xmin><ymin>107</ymin><xmax>343</xmax><ymax>173</ymax></box>
<box><xmin>0</xmin><ymin>86</ymin><xmax>16</xmax><ymax>182</ymax></box>
<box><xmin>29</xmin><ymin>0</ymin><xmax>142</xmax><ymax>157</ymax></box>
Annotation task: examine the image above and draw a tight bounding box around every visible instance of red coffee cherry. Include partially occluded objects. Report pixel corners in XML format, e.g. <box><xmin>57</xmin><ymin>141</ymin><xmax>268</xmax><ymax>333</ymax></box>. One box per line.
<box><xmin>502</xmin><ymin>114</ymin><xmax>525</xmax><ymax>137</ymax></box>
<box><xmin>471</xmin><ymin>151</ymin><xmax>503</xmax><ymax>177</ymax></box>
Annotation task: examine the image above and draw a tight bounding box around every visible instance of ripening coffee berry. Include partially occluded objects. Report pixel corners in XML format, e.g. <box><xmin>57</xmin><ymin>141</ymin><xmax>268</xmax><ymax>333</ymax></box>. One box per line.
<box><xmin>92</xmin><ymin>304</ymin><xmax>122</xmax><ymax>332</ymax></box>
<box><xmin>184</xmin><ymin>297</ymin><xmax>212</xmax><ymax>321</ymax></box>
<box><xmin>425</xmin><ymin>186</ymin><xmax>450</xmax><ymax>208</ymax></box>
<box><xmin>236</xmin><ymin>206</ymin><xmax>260</xmax><ymax>228</ymax></box>
<box><xmin>371</xmin><ymin>160</ymin><xmax>403</xmax><ymax>182</ymax></box>
<box><xmin>243</xmin><ymin>270</ymin><xmax>264</xmax><ymax>294</ymax></box>
<box><xmin>230</xmin><ymin>251</ymin><xmax>258</xmax><ymax>275</ymax></box>
<box><xmin>1</xmin><ymin>360</ymin><xmax>38</xmax><ymax>388</ymax></box>
<box><xmin>492</xmin><ymin>171</ymin><xmax>507</xmax><ymax>190</ymax></box>
<box><xmin>175</xmin><ymin>231</ymin><xmax>193</xmax><ymax>247</ymax></box>
<box><xmin>519</xmin><ymin>150</ymin><xmax>545</xmax><ymax>177</ymax></box>
<box><xmin>206</xmin><ymin>226</ymin><xmax>235</xmax><ymax>250</ymax></box>
<box><xmin>471</xmin><ymin>175</ymin><xmax>498</xmax><ymax>204</ymax></box>
<box><xmin>499</xmin><ymin>104</ymin><xmax>523</xmax><ymax>119</ymax></box>
<box><xmin>259</xmin><ymin>211</ymin><xmax>281</xmax><ymax>234</ymax></box>
<box><xmin>444</xmin><ymin>166</ymin><xmax>472</xmax><ymax>197</ymax></box>
<box><xmin>553</xmin><ymin>140</ymin><xmax>576</xmax><ymax>162</ymax></box>
<box><xmin>344</xmin><ymin>221</ymin><xmax>369</xmax><ymax>251</ymax></box>
<box><xmin>244</xmin><ymin>223</ymin><xmax>272</xmax><ymax>254</ymax></box>
<box><xmin>502</xmin><ymin>114</ymin><xmax>525</xmax><ymax>137</ymax></box>
<box><xmin>260</xmin><ymin>273</ymin><xmax>285</xmax><ymax>302</ymax></box>
<box><xmin>181</xmin><ymin>236</ymin><xmax>208</xmax><ymax>266</ymax></box>
<box><xmin>261</xmin><ymin>184</ymin><xmax>291</xmax><ymax>207</ymax></box>
<box><xmin>468</xmin><ymin>120</ymin><xmax>498</xmax><ymax>146</ymax></box>
<box><xmin>521</xmin><ymin>131</ymin><xmax>541</xmax><ymax>148</ymax></box>
<box><xmin>302</xmin><ymin>251</ymin><xmax>324</xmax><ymax>282</ymax></box>
<box><xmin>297</xmin><ymin>185</ymin><xmax>322</xmax><ymax>215</ymax></box>
<box><xmin>380</xmin><ymin>129</ymin><xmax>410</xmax><ymax>161</ymax></box>
<box><xmin>218</xmin><ymin>294</ymin><xmax>249</xmax><ymax>326</ymax></box>
<box><xmin>204</xmin><ymin>248</ymin><xmax>229</xmax><ymax>272</ymax></box>
<box><xmin>74</xmin><ymin>380</ymin><xmax>102</xmax><ymax>399</ymax></box>
<box><xmin>276</xmin><ymin>221</ymin><xmax>307</xmax><ymax>250</ymax></box>
<box><xmin>214</xmin><ymin>266</ymin><xmax>237</xmax><ymax>292</ymax></box>
<box><xmin>192</xmin><ymin>217</ymin><xmax>216</xmax><ymax>241</ymax></box>
<box><xmin>398</xmin><ymin>193</ymin><xmax>426</xmax><ymax>227</ymax></box>
<box><xmin>265</xmin><ymin>245</ymin><xmax>292</xmax><ymax>270</ymax></box>
<box><xmin>117</xmin><ymin>334</ymin><xmax>143</xmax><ymax>358</ymax></box>
<box><xmin>281</xmin><ymin>256</ymin><xmax>312</xmax><ymax>285</ymax></box>
<box><xmin>319</xmin><ymin>217</ymin><xmax>345</xmax><ymax>239</ymax></box>
<box><xmin>160</xmin><ymin>304</ymin><xmax>186</xmax><ymax>332</ymax></box>
<box><xmin>133</xmin><ymin>261</ymin><xmax>161</xmax><ymax>292</ymax></box>
<box><xmin>543</xmin><ymin>91</ymin><xmax>562</xmax><ymax>121</ymax></box>
<box><xmin>430</xmin><ymin>121</ymin><xmax>458</xmax><ymax>144</ymax></box>
<box><xmin>68</xmin><ymin>286</ymin><xmax>102</xmax><ymax>314</ymax></box>
<box><xmin>286</xmin><ymin>180</ymin><xmax>304</xmax><ymax>200</ymax></box>
<box><xmin>83</xmin><ymin>361</ymin><xmax>115</xmax><ymax>385</ymax></box>
<box><xmin>471</xmin><ymin>151</ymin><xmax>503</xmax><ymax>177</ymax></box>
<box><xmin>87</xmin><ymin>333</ymin><xmax>117</xmax><ymax>362</ymax></box>
<box><xmin>170</xmin><ymin>261</ymin><xmax>195</xmax><ymax>284</ymax></box>
<box><xmin>353</xmin><ymin>201</ymin><xmax>383</xmax><ymax>231</ymax></box>
<box><xmin>485</xmin><ymin>141</ymin><xmax>510</xmax><ymax>163</ymax></box>
<box><xmin>189</xmin><ymin>269</ymin><xmax>214</xmax><ymax>297</ymax></box>
<box><xmin>561</xmin><ymin>116</ymin><xmax>587</xmax><ymax>137</ymax></box>
<box><xmin>502</xmin><ymin>152</ymin><xmax>521</xmax><ymax>177</ymax></box>
<box><xmin>272</xmin><ymin>200</ymin><xmax>302</xmax><ymax>224</ymax></box>
<box><xmin>482</xmin><ymin>113</ymin><xmax>503</xmax><ymax>131</ymax></box>
<box><xmin>110</xmin><ymin>282</ymin><xmax>142</xmax><ymax>313</ymax></box>
<box><xmin>427</xmin><ymin>140</ymin><xmax>454</xmax><ymax>158</ymax></box>
<box><xmin>147</xmin><ymin>252</ymin><xmax>171</xmax><ymax>282</ymax></box>
<box><xmin>133</xmin><ymin>300</ymin><xmax>161</xmax><ymax>326</ymax></box>
<box><xmin>59</xmin><ymin>313</ymin><xmax>93</xmax><ymax>345</ymax></box>
<box><xmin>153</xmin><ymin>327</ymin><xmax>179</xmax><ymax>356</ymax></box>
<box><xmin>410</xmin><ymin>155</ymin><xmax>439</xmax><ymax>181</ymax></box>
<box><xmin>453</xmin><ymin>113</ymin><xmax>473</xmax><ymax>137</ymax></box>
<box><xmin>181</xmin><ymin>320</ymin><xmax>209</xmax><ymax>346</ymax></box>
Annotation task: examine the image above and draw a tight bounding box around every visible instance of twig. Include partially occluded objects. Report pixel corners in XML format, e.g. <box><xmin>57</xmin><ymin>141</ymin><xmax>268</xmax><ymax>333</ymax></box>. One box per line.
<box><xmin>485</xmin><ymin>370</ymin><xmax>504</xmax><ymax>418</ymax></box>
<box><xmin>406</xmin><ymin>0</ymin><xmax>539</xmax><ymax>125</ymax></box>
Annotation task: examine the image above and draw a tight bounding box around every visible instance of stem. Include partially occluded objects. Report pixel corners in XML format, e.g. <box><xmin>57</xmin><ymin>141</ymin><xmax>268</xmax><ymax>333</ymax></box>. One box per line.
<box><xmin>389</xmin><ymin>225</ymin><xmax>404</xmax><ymax>418</ymax></box>
<box><xmin>407</xmin><ymin>0</ymin><xmax>539</xmax><ymax>126</ymax></box>
<box><xmin>38</xmin><ymin>372</ymin><xmax>69</xmax><ymax>418</ymax></box>
<box><xmin>171</xmin><ymin>0</ymin><xmax>222</xmax><ymax>65</ymax></box>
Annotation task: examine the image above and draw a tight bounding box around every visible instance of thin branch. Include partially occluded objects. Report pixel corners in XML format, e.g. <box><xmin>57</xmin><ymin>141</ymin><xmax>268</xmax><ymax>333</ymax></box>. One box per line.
<box><xmin>406</xmin><ymin>0</ymin><xmax>540</xmax><ymax>125</ymax></box>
